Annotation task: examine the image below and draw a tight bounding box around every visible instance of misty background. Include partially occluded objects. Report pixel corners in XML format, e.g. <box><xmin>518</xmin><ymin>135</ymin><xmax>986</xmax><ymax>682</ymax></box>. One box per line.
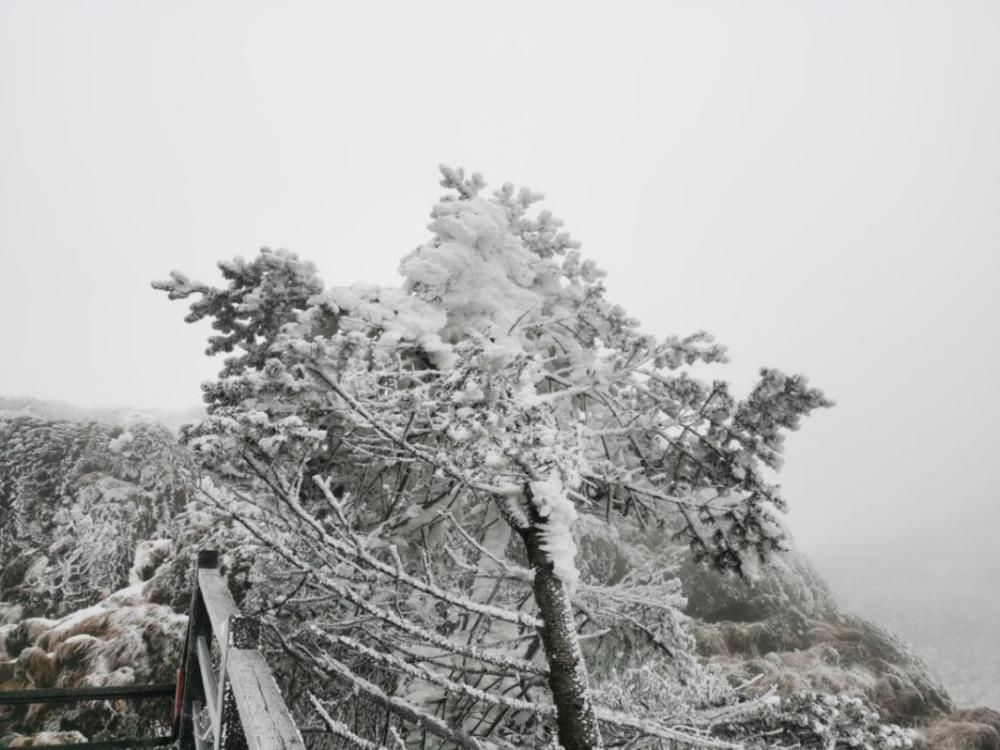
<box><xmin>1</xmin><ymin>1</ymin><xmax>997</xmax><ymax>706</ymax></box>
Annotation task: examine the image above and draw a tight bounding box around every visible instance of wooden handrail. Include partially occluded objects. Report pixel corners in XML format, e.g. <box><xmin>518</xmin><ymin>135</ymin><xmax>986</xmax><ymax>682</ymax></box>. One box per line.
<box><xmin>177</xmin><ymin>550</ymin><xmax>305</xmax><ymax>750</ymax></box>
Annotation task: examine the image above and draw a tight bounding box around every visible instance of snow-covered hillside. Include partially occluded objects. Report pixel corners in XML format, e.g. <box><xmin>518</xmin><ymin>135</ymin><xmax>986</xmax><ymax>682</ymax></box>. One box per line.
<box><xmin>2</xmin><ymin>405</ymin><xmax>998</xmax><ymax>747</ymax></box>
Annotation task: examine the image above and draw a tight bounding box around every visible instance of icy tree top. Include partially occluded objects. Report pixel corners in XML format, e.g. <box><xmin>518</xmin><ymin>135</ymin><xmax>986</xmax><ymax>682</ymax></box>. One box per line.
<box><xmin>154</xmin><ymin>166</ymin><xmax>833</xmax><ymax>587</ymax></box>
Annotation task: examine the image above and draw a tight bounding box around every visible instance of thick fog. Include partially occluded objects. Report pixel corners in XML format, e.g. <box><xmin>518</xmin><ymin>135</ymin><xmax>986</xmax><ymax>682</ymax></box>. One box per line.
<box><xmin>2</xmin><ymin>1</ymin><xmax>998</xmax><ymax>705</ymax></box>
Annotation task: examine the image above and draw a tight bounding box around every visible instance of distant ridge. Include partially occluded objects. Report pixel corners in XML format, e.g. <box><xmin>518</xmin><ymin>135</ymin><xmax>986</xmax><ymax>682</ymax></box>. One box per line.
<box><xmin>0</xmin><ymin>395</ymin><xmax>204</xmax><ymax>433</ymax></box>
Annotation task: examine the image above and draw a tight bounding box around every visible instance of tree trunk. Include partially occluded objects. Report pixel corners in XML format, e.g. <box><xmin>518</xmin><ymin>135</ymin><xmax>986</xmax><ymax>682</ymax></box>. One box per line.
<box><xmin>517</xmin><ymin>525</ymin><xmax>604</xmax><ymax>750</ymax></box>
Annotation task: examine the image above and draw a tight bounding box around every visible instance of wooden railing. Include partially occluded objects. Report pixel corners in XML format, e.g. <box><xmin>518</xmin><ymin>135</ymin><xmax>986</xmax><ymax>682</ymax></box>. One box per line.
<box><xmin>177</xmin><ymin>550</ymin><xmax>305</xmax><ymax>750</ymax></box>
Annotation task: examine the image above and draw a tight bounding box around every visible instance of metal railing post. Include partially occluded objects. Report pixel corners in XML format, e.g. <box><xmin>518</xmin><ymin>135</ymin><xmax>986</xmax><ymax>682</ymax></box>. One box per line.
<box><xmin>178</xmin><ymin>549</ymin><xmax>219</xmax><ymax>750</ymax></box>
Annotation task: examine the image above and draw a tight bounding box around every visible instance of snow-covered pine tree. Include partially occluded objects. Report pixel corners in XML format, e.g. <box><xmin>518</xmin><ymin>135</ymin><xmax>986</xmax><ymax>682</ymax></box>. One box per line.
<box><xmin>155</xmin><ymin>167</ymin><xmax>831</xmax><ymax>749</ymax></box>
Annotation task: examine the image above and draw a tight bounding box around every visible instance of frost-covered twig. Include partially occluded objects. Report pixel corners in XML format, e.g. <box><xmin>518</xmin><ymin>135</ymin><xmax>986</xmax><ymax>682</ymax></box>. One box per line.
<box><xmin>440</xmin><ymin>511</ymin><xmax>534</xmax><ymax>583</ymax></box>
<box><xmin>311</xmin><ymin>475</ymin><xmax>541</xmax><ymax>628</ymax></box>
<box><xmin>594</xmin><ymin>706</ymin><xmax>744</xmax><ymax>749</ymax></box>
<box><xmin>318</xmin><ymin>631</ymin><xmax>549</xmax><ymax>717</ymax></box>
<box><xmin>309</xmin><ymin>365</ymin><xmax>522</xmax><ymax>498</ymax></box>
<box><xmin>311</xmin><ymin>648</ymin><xmax>487</xmax><ymax>750</ymax></box>
<box><xmin>212</xmin><ymin>496</ymin><xmax>549</xmax><ymax>677</ymax></box>
<box><xmin>308</xmin><ymin>692</ymin><xmax>392</xmax><ymax>750</ymax></box>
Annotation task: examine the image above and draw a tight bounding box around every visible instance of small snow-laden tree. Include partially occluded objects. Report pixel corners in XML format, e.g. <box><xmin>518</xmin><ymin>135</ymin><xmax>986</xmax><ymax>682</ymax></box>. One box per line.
<box><xmin>155</xmin><ymin>167</ymin><xmax>831</xmax><ymax>750</ymax></box>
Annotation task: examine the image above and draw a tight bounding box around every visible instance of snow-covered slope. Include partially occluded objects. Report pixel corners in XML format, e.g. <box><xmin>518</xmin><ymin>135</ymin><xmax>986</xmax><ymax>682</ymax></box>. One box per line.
<box><xmin>2</xmin><ymin>404</ymin><xmax>998</xmax><ymax>748</ymax></box>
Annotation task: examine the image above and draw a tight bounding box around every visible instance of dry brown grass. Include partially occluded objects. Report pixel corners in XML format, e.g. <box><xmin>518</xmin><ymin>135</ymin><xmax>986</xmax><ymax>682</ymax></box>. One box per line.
<box><xmin>0</xmin><ymin>588</ymin><xmax>185</xmax><ymax>739</ymax></box>
<box><xmin>918</xmin><ymin>716</ymin><xmax>1000</xmax><ymax>750</ymax></box>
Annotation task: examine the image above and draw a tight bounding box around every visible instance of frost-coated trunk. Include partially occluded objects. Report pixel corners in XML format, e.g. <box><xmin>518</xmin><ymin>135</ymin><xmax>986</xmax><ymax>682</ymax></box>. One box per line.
<box><xmin>518</xmin><ymin>526</ymin><xmax>604</xmax><ymax>750</ymax></box>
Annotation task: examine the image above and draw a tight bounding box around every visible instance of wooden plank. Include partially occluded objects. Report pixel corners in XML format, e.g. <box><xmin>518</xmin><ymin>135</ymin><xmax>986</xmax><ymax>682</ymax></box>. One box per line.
<box><xmin>197</xmin><ymin>568</ymin><xmax>241</xmax><ymax>646</ymax></box>
<box><xmin>226</xmin><ymin>648</ymin><xmax>305</xmax><ymax>750</ymax></box>
<box><xmin>212</xmin><ymin>622</ymin><xmax>232</xmax><ymax>750</ymax></box>
<box><xmin>195</xmin><ymin>636</ymin><xmax>219</xmax><ymax>730</ymax></box>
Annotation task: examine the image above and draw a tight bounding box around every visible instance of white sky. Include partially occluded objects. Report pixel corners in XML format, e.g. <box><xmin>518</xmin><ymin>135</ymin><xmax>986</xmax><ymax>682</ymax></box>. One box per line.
<box><xmin>1</xmin><ymin>1</ymin><xmax>998</xmax><ymax>557</ymax></box>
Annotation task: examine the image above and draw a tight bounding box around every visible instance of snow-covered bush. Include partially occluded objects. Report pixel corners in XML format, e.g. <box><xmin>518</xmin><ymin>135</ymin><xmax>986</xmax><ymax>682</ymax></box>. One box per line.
<box><xmin>722</xmin><ymin>691</ymin><xmax>916</xmax><ymax>749</ymax></box>
<box><xmin>0</xmin><ymin>416</ymin><xmax>191</xmax><ymax>619</ymax></box>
